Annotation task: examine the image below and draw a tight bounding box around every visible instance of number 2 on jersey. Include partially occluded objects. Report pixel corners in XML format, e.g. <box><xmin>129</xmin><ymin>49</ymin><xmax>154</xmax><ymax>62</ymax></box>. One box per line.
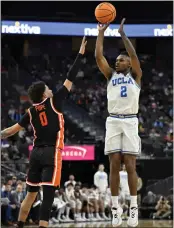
<box><xmin>120</xmin><ymin>86</ymin><xmax>127</xmax><ymax>97</ymax></box>
<box><xmin>39</xmin><ymin>111</ymin><xmax>48</xmax><ymax>126</ymax></box>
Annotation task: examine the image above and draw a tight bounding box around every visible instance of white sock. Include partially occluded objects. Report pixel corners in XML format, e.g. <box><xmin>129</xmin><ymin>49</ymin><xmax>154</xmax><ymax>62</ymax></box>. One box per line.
<box><xmin>96</xmin><ymin>212</ymin><xmax>100</xmax><ymax>217</ymax></box>
<box><xmin>130</xmin><ymin>196</ymin><xmax>138</xmax><ymax>207</ymax></box>
<box><xmin>111</xmin><ymin>196</ymin><xmax>119</xmax><ymax>208</ymax></box>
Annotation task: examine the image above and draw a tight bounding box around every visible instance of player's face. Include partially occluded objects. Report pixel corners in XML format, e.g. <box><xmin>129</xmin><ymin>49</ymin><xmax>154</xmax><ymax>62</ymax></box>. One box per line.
<box><xmin>69</xmin><ymin>175</ymin><xmax>74</xmax><ymax>181</ymax></box>
<box><xmin>67</xmin><ymin>185</ymin><xmax>73</xmax><ymax>191</ymax></box>
<box><xmin>122</xmin><ymin>164</ymin><xmax>126</xmax><ymax>171</ymax></box>
<box><xmin>99</xmin><ymin>164</ymin><xmax>104</xmax><ymax>171</ymax></box>
<box><xmin>75</xmin><ymin>185</ymin><xmax>80</xmax><ymax>191</ymax></box>
<box><xmin>44</xmin><ymin>85</ymin><xmax>53</xmax><ymax>98</ymax></box>
<box><xmin>115</xmin><ymin>55</ymin><xmax>131</xmax><ymax>73</ymax></box>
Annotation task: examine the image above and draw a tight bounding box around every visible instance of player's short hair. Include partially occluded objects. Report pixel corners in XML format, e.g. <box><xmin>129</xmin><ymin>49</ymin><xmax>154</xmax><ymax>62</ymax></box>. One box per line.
<box><xmin>99</xmin><ymin>163</ymin><xmax>104</xmax><ymax>166</ymax></box>
<box><xmin>120</xmin><ymin>51</ymin><xmax>129</xmax><ymax>57</ymax></box>
<box><xmin>28</xmin><ymin>81</ymin><xmax>46</xmax><ymax>103</ymax></box>
<box><xmin>66</xmin><ymin>183</ymin><xmax>74</xmax><ymax>187</ymax></box>
<box><xmin>75</xmin><ymin>183</ymin><xmax>81</xmax><ymax>188</ymax></box>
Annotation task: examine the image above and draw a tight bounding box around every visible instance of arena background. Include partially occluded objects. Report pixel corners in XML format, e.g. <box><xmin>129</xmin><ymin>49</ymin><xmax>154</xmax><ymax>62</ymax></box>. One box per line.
<box><xmin>1</xmin><ymin>1</ymin><xmax>173</xmax><ymax>227</ymax></box>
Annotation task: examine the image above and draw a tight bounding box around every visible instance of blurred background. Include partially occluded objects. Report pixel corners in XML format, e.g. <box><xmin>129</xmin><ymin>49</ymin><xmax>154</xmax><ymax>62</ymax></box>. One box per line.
<box><xmin>1</xmin><ymin>1</ymin><xmax>173</xmax><ymax>226</ymax></box>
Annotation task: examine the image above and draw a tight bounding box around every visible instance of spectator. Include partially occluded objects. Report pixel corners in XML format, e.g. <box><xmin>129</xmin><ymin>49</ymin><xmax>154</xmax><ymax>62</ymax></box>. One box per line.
<box><xmin>1</xmin><ymin>183</ymin><xmax>13</xmax><ymax>225</ymax></box>
<box><xmin>10</xmin><ymin>184</ymin><xmax>26</xmax><ymax>222</ymax></box>
<box><xmin>73</xmin><ymin>184</ymin><xmax>83</xmax><ymax>221</ymax></box>
<box><xmin>79</xmin><ymin>184</ymin><xmax>90</xmax><ymax>221</ymax></box>
<box><xmin>153</xmin><ymin>196</ymin><xmax>171</xmax><ymax>219</ymax></box>
<box><xmin>57</xmin><ymin>188</ymin><xmax>72</xmax><ymax>222</ymax></box>
<box><xmin>149</xmin><ymin>128</ymin><xmax>161</xmax><ymax>140</ymax></box>
<box><xmin>50</xmin><ymin>190</ymin><xmax>64</xmax><ymax>224</ymax></box>
<box><xmin>142</xmin><ymin>191</ymin><xmax>157</xmax><ymax>206</ymax></box>
<box><xmin>64</xmin><ymin>183</ymin><xmax>78</xmax><ymax>221</ymax></box>
<box><xmin>88</xmin><ymin>185</ymin><xmax>103</xmax><ymax>221</ymax></box>
<box><xmin>11</xmin><ymin>176</ymin><xmax>17</xmax><ymax>190</ymax></box>
<box><xmin>64</xmin><ymin>175</ymin><xmax>76</xmax><ymax>188</ymax></box>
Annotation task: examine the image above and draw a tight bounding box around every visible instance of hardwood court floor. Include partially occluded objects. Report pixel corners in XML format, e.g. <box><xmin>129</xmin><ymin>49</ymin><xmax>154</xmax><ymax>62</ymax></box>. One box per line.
<box><xmin>5</xmin><ymin>220</ymin><xmax>173</xmax><ymax>228</ymax></box>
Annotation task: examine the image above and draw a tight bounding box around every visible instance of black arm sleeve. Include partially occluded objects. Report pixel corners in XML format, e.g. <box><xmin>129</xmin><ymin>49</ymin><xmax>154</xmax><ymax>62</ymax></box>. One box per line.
<box><xmin>18</xmin><ymin>112</ymin><xmax>30</xmax><ymax>128</ymax></box>
<box><xmin>53</xmin><ymin>85</ymin><xmax>69</xmax><ymax>112</ymax></box>
<box><xmin>66</xmin><ymin>53</ymin><xmax>83</xmax><ymax>82</ymax></box>
<box><xmin>52</xmin><ymin>53</ymin><xmax>83</xmax><ymax>112</ymax></box>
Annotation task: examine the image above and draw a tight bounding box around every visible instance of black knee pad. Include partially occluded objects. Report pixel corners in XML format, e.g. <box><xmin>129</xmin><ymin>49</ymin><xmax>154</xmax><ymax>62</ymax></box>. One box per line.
<box><xmin>39</xmin><ymin>185</ymin><xmax>56</xmax><ymax>221</ymax></box>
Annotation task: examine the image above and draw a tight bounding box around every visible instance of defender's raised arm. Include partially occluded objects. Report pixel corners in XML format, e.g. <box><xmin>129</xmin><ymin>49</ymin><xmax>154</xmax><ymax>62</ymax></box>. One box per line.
<box><xmin>63</xmin><ymin>36</ymin><xmax>87</xmax><ymax>91</ymax></box>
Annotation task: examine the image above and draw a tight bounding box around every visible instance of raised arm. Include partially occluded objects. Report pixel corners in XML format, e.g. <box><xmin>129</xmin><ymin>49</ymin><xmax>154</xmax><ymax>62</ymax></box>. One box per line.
<box><xmin>95</xmin><ymin>23</ymin><xmax>113</xmax><ymax>79</ymax></box>
<box><xmin>63</xmin><ymin>36</ymin><xmax>87</xmax><ymax>91</ymax></box>
<box><xmin>118</xmin><ymin>18</ymin><xmax>142</xmax><ymax>85</ymax></box>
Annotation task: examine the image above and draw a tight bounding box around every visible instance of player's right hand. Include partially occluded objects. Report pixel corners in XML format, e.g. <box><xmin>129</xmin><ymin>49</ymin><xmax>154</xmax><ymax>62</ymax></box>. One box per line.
<box><xmin>97</xmin><ymin>22</ymin><xmax>110</xmax><ymax>32</ymax></box>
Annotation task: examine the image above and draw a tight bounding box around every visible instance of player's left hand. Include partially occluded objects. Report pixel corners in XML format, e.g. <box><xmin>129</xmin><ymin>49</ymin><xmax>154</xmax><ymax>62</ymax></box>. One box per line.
<box><xmin>79</xmin><ymin>36</ymin><xmax>87</xmax><ymax>55</ymax></box>
<box><xmin>118</xmin><ymin>18</ymin><xmax>126</xmax><ymax>35</ymax></box>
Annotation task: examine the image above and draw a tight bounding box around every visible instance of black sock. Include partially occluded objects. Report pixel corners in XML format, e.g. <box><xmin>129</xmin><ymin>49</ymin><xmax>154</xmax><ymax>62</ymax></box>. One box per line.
<box><xmin>39</xmin><ymin>226</ymin><xmax>47</xmax><ymax>228</ymax></box>
<box><xmin>17</xmin><ymin>221</ymin><xmax>24</xmax><ymax>228</ymax></box>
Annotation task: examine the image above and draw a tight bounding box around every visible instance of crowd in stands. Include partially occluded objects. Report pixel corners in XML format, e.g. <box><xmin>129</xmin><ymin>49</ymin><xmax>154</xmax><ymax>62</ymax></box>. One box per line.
<box><xmin>1</xmin><ymin>169</ymin><xmax>173</xmax><ymax>226</ymax></box>
<box><xmin>1</xmin><ymin>39</ymin><xmax>173</xmax><ymax>159</ymax></box>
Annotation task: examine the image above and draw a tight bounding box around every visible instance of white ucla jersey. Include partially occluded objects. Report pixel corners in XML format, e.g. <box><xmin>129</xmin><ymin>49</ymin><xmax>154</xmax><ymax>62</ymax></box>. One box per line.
<box><xmin>119</xmin><ymin>171</ymin><xmax>129</xmax><ymax>193</ymax></box>
<box><xmin>107</xmin><ymin>71</ymin><xmax>140</xmax><ymax>114</ymax></box>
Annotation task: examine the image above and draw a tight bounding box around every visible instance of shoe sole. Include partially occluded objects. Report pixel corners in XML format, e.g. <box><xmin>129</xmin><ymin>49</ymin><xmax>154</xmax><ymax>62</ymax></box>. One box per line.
<box><xmin>112</xmin><ymin>218</ymin><xmax>122</xmax><ymax>227</ymax></box>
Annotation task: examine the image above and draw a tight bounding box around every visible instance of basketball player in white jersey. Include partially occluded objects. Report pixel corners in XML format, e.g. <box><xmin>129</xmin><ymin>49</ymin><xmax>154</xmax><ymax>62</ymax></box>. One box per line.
<box><xmin>119</xmin><ymin>164</ymin><xmax>130</xmax><ymax>203</ymax></box>
<box><xmin>95</xmin><ymin>18</ymin><xmax>142</xmax><ymax>227</ymax></box>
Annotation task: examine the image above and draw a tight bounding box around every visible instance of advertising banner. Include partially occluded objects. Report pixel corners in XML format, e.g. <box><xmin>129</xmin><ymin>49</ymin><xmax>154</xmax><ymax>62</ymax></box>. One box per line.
<box><xmin>2</xmin><ymin>20</ymin><xmax>173</xmax><ymax>37</ymax></box>
<box><xmin>28</xmin><ymin>145</ymin><xmax>95</xmax><ymax>161</ymax></box>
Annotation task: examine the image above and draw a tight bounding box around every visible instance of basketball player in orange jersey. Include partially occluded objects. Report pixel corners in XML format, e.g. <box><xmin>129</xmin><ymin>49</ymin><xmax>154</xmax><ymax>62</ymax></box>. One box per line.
<box><xmin>95</xmin><ymin>19</ymin><xmax>142</xmax><ymax>227</ymax></box>
<box><xmin>1</xmin><ymin>37</ymin><xmax>87</xmax><ymax>228</ymax></box>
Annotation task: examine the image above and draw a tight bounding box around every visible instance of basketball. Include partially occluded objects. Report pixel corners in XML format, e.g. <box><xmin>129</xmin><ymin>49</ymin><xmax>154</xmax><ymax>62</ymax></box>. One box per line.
<box><xmin>95</xmin><ymin>2</ymin><xmax>116</xmax><ymax>24</ymax></box>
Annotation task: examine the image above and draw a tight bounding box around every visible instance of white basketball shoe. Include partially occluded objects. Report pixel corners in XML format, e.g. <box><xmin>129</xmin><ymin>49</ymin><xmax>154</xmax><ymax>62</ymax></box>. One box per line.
<box><xmin>127</xmin><ymin>207</ymin><xmax>138</xmax><ymax>227</ymax></box>
<box><xmin>111</xmin><ymin>206</ymin><xmax>123</xmax><ymax>227</ymax></box>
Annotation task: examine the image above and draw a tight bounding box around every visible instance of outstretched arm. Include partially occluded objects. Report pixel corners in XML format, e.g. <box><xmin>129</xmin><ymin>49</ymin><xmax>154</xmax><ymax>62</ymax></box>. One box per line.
<box><xmin>95</xmin><ymin>23</ymin><xmax>113</xmax><ymax>79</ymax></box>
<box><xmin>1</xmin><ymin>112</ymin><xmax>30</xmax><ymax>139</ymax></box>
<box><xmin>63</xmin><ymin>36</ymin><xmax>87</xmax><ymax>91</ymax></box>
<box><xmin>1</xmin><ymin>124</ymin><xmax>23</xmax><ymax>139</ymax></box>
<box><xmin>118</xmin><ymin>18</ymin><xmax>142</xmax><ymax>85</ymax></box>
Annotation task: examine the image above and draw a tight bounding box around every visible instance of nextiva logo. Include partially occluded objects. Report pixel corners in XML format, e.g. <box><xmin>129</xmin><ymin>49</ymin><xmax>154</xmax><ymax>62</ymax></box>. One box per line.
<box><xmin>84</xmin><ymin>27</ymin><xmax>121</xmax><ymax>37</ymax></box>
<box><xmin>154</xmin><ymin>24</ymin><xmax>173</xmax><ymax>37</ymax></box>
<box><xmin>2</xmin><ymin>21</ymin><xmax>41</xmax><ymax>34</ymax></box>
